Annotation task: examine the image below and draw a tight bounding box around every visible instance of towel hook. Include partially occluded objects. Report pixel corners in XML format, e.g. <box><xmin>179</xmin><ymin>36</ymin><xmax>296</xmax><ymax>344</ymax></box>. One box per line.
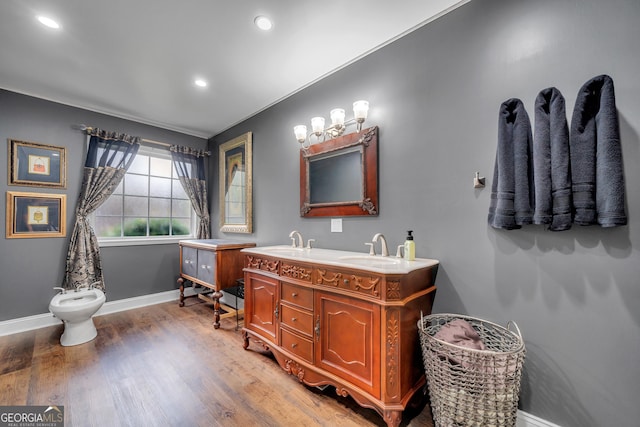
<box><xmin>474</xmin><ymin>171</ymin><xmax>485</xmax><ymax>188</ymax></box>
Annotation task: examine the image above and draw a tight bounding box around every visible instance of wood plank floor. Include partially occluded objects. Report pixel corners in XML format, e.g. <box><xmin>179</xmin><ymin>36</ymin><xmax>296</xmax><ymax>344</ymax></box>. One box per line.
<box><xmin>0</xmin><ymin>300</ymin><xmax>434</xmax><ymax>427</ymax></box>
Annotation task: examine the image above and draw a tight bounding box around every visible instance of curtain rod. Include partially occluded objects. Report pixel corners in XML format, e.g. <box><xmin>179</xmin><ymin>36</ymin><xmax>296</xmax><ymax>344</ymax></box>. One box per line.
<box><xmin>74</xmin><ymin>124</ymin><xmax>210</xmax><ymax>155</ymax></box>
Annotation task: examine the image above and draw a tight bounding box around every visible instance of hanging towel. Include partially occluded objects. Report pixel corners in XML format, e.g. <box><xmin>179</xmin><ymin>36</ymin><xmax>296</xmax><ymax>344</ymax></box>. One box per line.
<box><xmin>570</xmin><ymin>74</ymin><xmax>626</xmax><ymax>227</ymax></box>
<box><xmin>488</xmin><ymin>98</ymin><xmax>534</xmax><ymax>229</ymax></box>
<box><xmin>533</xmin><ymin>87</ymin><xmax>572</xmax><ymax>231</ymax></box>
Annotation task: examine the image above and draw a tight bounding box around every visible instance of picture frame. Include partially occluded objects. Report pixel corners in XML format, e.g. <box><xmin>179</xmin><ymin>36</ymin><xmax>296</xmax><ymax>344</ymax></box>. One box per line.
<box><xmin>219</xmin><ymin>132</ymin><xmax>253</xmax><ymax>233</ymax></box>
<box><xmin>6</xmin><ymin>191</ymin><xmax>67</xmax><ymax>238</ymax></box>
<box><xmin>8</xmin><ymin>139</ymin><xmax>67</xmax><ymax>188</ymax></box>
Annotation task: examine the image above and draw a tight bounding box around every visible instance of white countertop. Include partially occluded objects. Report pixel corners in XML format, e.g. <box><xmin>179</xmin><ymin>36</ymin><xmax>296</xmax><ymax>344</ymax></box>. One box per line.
<box><xmin>242</xmin><ymin>245</ymin><xmax>439</xmax><ymax>274</ymax></box>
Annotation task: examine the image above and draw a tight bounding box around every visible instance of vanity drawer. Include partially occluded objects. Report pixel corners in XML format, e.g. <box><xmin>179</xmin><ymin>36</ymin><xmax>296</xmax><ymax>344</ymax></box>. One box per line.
<box><xmin>181</xmin><ymin>247</ymin><xmax>198</xmax><ymax>278</ymax></box>
<box><xmin>314</xmin><ymin>268</ymin><xmax>382</xmax><ymax>299</ymax></box>
<box><xmin>280</xmin><ymin>328</ymin><xmax>314</xmax><ymax>363</ymax></box>
<box><xmin>280</xmin><ymin>304</ymin><xmax>313</xmax><ymax>336</ymax></box>
<box><xmin>196</xmin><ymin>250</ymin><xmax>216</xmax><ymax>286</ymax></box>
<box><xmin>281</xmin><ymin>283</ymin><xmax>313</xmax><ymax>310</ymax></box>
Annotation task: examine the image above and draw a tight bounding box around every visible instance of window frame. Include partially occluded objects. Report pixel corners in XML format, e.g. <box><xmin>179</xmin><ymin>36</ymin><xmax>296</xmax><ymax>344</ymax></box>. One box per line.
<box><xmin>90</xmin><ymin>143</ymin><xmax>197</xmax><ymax>247</ymax></box>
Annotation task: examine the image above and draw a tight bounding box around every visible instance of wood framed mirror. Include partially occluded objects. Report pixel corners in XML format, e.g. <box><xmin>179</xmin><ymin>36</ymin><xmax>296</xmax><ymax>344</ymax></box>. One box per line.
<box><xmin>300</xmin><ymin>126</ymin><xmax>378</xmax><ymax>217</ymax></box>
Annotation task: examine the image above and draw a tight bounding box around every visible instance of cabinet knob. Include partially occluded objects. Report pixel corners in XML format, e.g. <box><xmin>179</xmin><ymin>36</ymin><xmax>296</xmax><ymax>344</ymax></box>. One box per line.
<box><xmin>291</xmin><ymin>343</ymin><xmax>298</xmax><ymax>349</ymax></box>
<box><xmin>343</xmin><ymin>279</ymin><xmax>349</xmax><ymax>285</ymax></box>
<box><xmin>291</xmin><ymin>292</ymin><xmax>298</xmax><ymax>297</ymax></box>
<box><xmin>291</xmin><ymin>317</ymin><xmax>297</xmax><ymax>322</ymax></box>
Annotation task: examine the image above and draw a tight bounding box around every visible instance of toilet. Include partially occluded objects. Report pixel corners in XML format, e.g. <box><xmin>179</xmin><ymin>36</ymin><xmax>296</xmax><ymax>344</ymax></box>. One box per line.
<box><xmin>49</xmin><ymin>287</ymin><xmax>106</xmax><ymax>346</ymax></box>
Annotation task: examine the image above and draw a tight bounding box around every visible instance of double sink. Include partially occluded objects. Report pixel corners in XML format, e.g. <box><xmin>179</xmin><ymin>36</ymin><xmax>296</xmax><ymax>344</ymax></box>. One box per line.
<box><xmin>242</xmin><ymin>245</ymin><xmax>438</xmax><ymax>274</ymax></box>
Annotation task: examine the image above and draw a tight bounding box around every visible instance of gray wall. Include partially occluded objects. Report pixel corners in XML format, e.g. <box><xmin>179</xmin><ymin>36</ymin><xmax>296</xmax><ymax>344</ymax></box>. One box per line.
<box><xmin>211</xmin><ymin>0</ymin><xmax>640</xmax><ymax>426</ymax></box>
<box><xmin>0</xmin><ymin>89</ymin><xmax>207</xmax><ymax>321</ymax></box>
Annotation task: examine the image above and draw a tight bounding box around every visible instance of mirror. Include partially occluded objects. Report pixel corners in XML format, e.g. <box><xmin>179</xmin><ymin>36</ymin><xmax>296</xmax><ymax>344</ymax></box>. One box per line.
<box><xmin>219</xmin><ymin>132</ymin><xmax>253</xmax><ymax>233</ymax></box>
<box><xmin>300</xmin><ymin>126</ymin><xmax>378</xmax><ymax>217</ymax></box>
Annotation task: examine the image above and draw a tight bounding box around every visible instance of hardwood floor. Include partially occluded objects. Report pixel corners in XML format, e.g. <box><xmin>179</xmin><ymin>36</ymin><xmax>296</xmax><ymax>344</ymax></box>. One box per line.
<box><xmin>0</xmin><ymin>300</ymin><xmax>434</xmax><ymax>427</ymax></box>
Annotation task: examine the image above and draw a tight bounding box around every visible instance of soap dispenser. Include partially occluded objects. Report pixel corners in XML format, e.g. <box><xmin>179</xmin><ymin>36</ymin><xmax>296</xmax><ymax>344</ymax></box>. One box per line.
<box><xmin>404</xmin><ymin>230</ymin><xmax>415</xmax><ymax>261</ymax></box>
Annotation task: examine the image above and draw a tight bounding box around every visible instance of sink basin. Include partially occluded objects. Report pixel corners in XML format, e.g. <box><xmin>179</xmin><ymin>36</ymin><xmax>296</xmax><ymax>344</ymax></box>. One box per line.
<box><xmin>258</xmin><ymin>246</ymin><xmax>306</xmax><ymax>256</ymax></box>
<box><xmin>338</xmin><ymin>255</ymin><xmax>402</xmax><ymax>267</ymax></box>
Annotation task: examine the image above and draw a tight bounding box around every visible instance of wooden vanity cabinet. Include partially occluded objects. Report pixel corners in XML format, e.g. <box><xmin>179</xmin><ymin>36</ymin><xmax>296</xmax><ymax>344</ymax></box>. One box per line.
<box><xmin>242</xmin><ymin>252</ymin><xmax>438</xmax><ymax>427</ymax></box>
<box><xmin>178</xmin><ymin>239</ymin><xmax>255</xmax><ymax>328</ymax></box>
<box><xmin>244</xmin><ymin>272</ymin><xmax>279</xmax><ymax>341</ymax></box>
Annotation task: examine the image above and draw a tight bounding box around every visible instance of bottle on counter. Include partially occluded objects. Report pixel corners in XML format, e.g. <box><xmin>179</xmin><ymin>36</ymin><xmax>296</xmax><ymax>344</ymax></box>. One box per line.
<box><xmin>404</xmin><ymin>230</ymin><xmax>415</xmax><ymax>261</ymax></box>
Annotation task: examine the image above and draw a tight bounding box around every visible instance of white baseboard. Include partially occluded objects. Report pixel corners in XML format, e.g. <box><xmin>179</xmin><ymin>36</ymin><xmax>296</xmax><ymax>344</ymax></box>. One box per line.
<box><xmin>517</xmin><ymin>410</ymin><xmax>563</xmax><ymax>427</ymax></box>
<box><xmin>0</xmin><ymin>288</ymin><xmax>193</xmax><ymax>337</ymax></box>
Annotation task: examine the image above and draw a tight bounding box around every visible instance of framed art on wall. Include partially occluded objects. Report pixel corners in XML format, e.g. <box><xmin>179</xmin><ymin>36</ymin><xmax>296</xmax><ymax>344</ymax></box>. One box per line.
<box><xmin>219</xmin><ymin>132</ymin><xmax>253</xmax><ymax>233</ymax></box>
<box><xmin>6</xmin><ymin>191</ymin><xmax>67</xmax><ymax>238</ymax></box>
<box><xmin>8</xmin><ymin>139</ymin><xmax>67</xmax><ymax>188</ymax></box>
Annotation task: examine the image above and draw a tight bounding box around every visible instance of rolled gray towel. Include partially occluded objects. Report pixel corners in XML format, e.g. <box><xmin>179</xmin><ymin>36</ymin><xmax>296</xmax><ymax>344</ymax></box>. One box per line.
<box><xmin>570</xmin><ymin>74</ymin><xmax>626</xmax><ymax>227</ymax></box>
<box><xmin>489</xmin><ymin>98</ymin><xmax>534</xmax><ymax>229</ymax></box>
<box><xmin>533</xmin><ymin>87</ymin><xmax>572</xmax><ymax>231</ymax></box>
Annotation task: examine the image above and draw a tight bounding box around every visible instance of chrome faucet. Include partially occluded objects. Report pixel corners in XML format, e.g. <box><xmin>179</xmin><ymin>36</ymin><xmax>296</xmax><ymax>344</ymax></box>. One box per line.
<box><xmin>372</xmin><ymin>233</ymin><xmax>389</xmax><ymax>257</ymax></box>
<box><xmin>289</xmin><ymin>230</ymin><xmax>304</xmax><ymax>248</ymax></box>
<box><xmin>53</xmin><ymin>286</ymin><xmax>66</xmax><ymax>294</ymax></box>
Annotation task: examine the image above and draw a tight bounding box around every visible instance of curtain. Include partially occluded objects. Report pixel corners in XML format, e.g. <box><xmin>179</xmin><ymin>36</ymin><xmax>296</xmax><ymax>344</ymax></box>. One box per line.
<box><xmin>170</xmin><ymin>145</ymin><xmax>211</xmax><ymax>239</ymax></box>
<box><xmin>62</xmin><ymin>130</ymin><xmax>140</xmax><ymax>291</ymax></box>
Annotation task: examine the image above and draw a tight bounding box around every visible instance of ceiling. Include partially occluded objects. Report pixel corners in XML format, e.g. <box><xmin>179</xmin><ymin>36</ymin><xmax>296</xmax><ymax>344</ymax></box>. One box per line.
<box><xmin>0</xmin><ymin>0</ymin><xmax>467</xmax><ymax>139</ymax></box>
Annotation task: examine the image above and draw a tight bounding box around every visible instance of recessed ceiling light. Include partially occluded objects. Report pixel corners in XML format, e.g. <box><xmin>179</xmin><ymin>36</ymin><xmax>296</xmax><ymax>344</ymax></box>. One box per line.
<box><xmin>254</xmin><ymin>16</ymin><xmax>273</xmax><ymax>31</ymax></box>
<box><xmin>194</xmin><ymin>79</ymin><xmax>208</xmax><ymax>88</ymax></box>
<box><xmin>37</xmin><ymin>16</ymin><xmax>60</xmax><ymax>29</ymax></box>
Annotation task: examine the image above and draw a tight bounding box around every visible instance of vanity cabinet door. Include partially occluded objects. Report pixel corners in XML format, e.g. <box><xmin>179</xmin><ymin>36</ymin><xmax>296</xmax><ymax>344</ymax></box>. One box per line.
<box><xmin>181</xmin><ymin>246</ymin><xmax>198</xmax><ymax>278</ymax></box>
<box><xmin>196</xmin><ymin>250</ymin><xmax>216</xmax><ymax>286</ymax></box>
<box><xmin>315</xmin><ymin>291</ymin><xmax>381</xmax><ymax>397</ymax></box>
<box><xmin>245</xmin><ymin>273</ymin><xmax>279</xmax><ymax>341</ymax></box>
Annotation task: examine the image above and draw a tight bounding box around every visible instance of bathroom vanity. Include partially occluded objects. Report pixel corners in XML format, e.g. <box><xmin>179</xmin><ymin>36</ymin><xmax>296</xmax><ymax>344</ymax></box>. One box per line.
<box><xmin>178</xmin><ymin>239</ymin><xmax>256</xmax><ymax>328</ymax></box>
<box><xmin>241</xmin><ymin>246</ymin><xmax>439</xmax><ymax>427</ymax></box>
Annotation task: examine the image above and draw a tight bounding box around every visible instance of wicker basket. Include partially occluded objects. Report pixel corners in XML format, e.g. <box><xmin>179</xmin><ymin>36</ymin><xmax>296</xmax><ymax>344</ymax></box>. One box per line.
<box><xmin>418</xmin><ymin>313</ymin><xmax>525</xmax><ymax>427</ymax></box>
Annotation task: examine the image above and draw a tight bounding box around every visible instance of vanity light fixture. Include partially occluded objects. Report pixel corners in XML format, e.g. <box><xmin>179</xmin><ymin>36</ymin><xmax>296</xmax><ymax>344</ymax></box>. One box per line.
<box><xmin>294</xmin><ymin>100</ymin><xmax>369</xmax><ymax>149</ymax></box>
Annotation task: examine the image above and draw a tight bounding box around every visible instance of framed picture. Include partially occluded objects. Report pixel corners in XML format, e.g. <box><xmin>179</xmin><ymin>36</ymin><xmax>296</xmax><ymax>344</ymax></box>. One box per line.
<box><xmin>219</xmin><ymin>132</ymin><xmax>253</xmax><ymax>233</ymax></box>
<box><xmin>6</xmin><ymin>191</ymin><xmax>67</xmax><ymax>238</ymax></box>
<box><xmin>8</xmin><ymin>139</ymin><xmax>67</xmax><ymax>188</ymax></box>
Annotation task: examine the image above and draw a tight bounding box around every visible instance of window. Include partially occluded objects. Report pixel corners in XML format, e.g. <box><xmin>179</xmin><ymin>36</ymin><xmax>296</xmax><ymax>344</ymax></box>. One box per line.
<box><xmin>92</xmin><ymin>145</ymin><xmax>195</xmax><ymax>244</ymax></box>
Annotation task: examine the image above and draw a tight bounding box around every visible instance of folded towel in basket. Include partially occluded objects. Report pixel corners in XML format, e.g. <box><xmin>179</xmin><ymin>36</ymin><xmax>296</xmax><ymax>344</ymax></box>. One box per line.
<box><xmin>434</xmin><ymin>319</ymin><xmax>486</xmax><ymax>352</ymax></box>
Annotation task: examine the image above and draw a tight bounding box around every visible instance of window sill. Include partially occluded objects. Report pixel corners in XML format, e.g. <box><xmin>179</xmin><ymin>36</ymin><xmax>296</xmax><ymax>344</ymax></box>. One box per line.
<box><xmin>98</xmin><ymin>236</ymin><xmax>194</xmax><ymax>247</ymax></box>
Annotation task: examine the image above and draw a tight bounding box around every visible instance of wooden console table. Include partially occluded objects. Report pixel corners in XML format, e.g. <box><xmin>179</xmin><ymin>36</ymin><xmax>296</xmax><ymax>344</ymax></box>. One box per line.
<box><xmin>178</xmin><ymin>239</ymin><xmax>255</xmax><ymax>328</ymax></box>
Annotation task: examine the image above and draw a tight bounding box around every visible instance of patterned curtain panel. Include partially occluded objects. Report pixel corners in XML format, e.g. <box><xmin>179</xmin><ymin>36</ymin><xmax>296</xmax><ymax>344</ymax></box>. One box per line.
<box><xmin>62</xmin><ymin>130</ymin><xmax>140</xmax><ymax>291</ymax></box>
<box><xmin>170</xmin><ymin>146</ymin><xmax>211</xmax><ymax>239</ymax></box>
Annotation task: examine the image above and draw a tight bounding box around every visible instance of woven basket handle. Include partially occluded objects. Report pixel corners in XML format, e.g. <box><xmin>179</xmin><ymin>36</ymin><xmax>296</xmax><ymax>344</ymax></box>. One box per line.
<box><xmin>507</xmin><ymin>321</ymin><xmax>522</xmax><ymax>339</ymax></box>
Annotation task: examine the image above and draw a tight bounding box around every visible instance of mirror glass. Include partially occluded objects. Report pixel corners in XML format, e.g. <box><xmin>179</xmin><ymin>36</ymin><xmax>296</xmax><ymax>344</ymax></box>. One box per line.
<box><xmin>309</xmin><ymin>147</ymin><xmax>362</xmax><ymax>204</ymax></box>
<box><xmin>300</xmin><ymin>126</ymin><xmax>378</xmax><ymax>217</ymax></box>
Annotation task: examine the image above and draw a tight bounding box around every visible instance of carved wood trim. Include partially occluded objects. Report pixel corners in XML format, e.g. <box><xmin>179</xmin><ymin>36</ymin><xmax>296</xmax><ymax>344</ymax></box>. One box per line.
<box><xmin>285</xmin><ymin>359</ymin><xmax>306</xmax><ymax>382</ymax></box>
<box><xmin>246</xmin><ymin>255</ymin><xmax>279</xmax><ymax>273</ymax></box>
<box><xmin>385</xmin><ymin>310</ymin><xmax>400</xmax><ymax>400</ymax></box>
<box><xmin>386</xmin><ymin>281</ymin><xmax>401</xmax><ymax>300</ymax></box>
<box><xmin>359</xmin><ymin>198</ymin><xmax>377</xmax><ymax>215</ymax></box>
<box><xmin>316</xmin><ymin>269</ymin><xmax>342</xmax><ymax>286</ymax></box>
<box><xmin>281</xmin><ymin>263</ymin><xmax>312</xmax><ymax>282</ymax></box>
<box><xmin>352</xmin><ymin>275</ymin><xmax>380</xmax><ymax>297</ymax></box>
<box><xmin>316</xmin><ymin>269</ymin><xmax>382</xmax><ymax>298</ymax></box>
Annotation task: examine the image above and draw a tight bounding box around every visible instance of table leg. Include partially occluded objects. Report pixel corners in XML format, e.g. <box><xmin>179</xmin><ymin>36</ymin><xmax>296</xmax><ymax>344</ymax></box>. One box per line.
<box><xmin>212</xmin><ymin>290</ymin><xmax>223</xmax><ymax>329</ymax></box>
<box><xmin>178</xmin><ymin>277</ymin><xmax>186</xmax><ymax>307</ymax></box>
